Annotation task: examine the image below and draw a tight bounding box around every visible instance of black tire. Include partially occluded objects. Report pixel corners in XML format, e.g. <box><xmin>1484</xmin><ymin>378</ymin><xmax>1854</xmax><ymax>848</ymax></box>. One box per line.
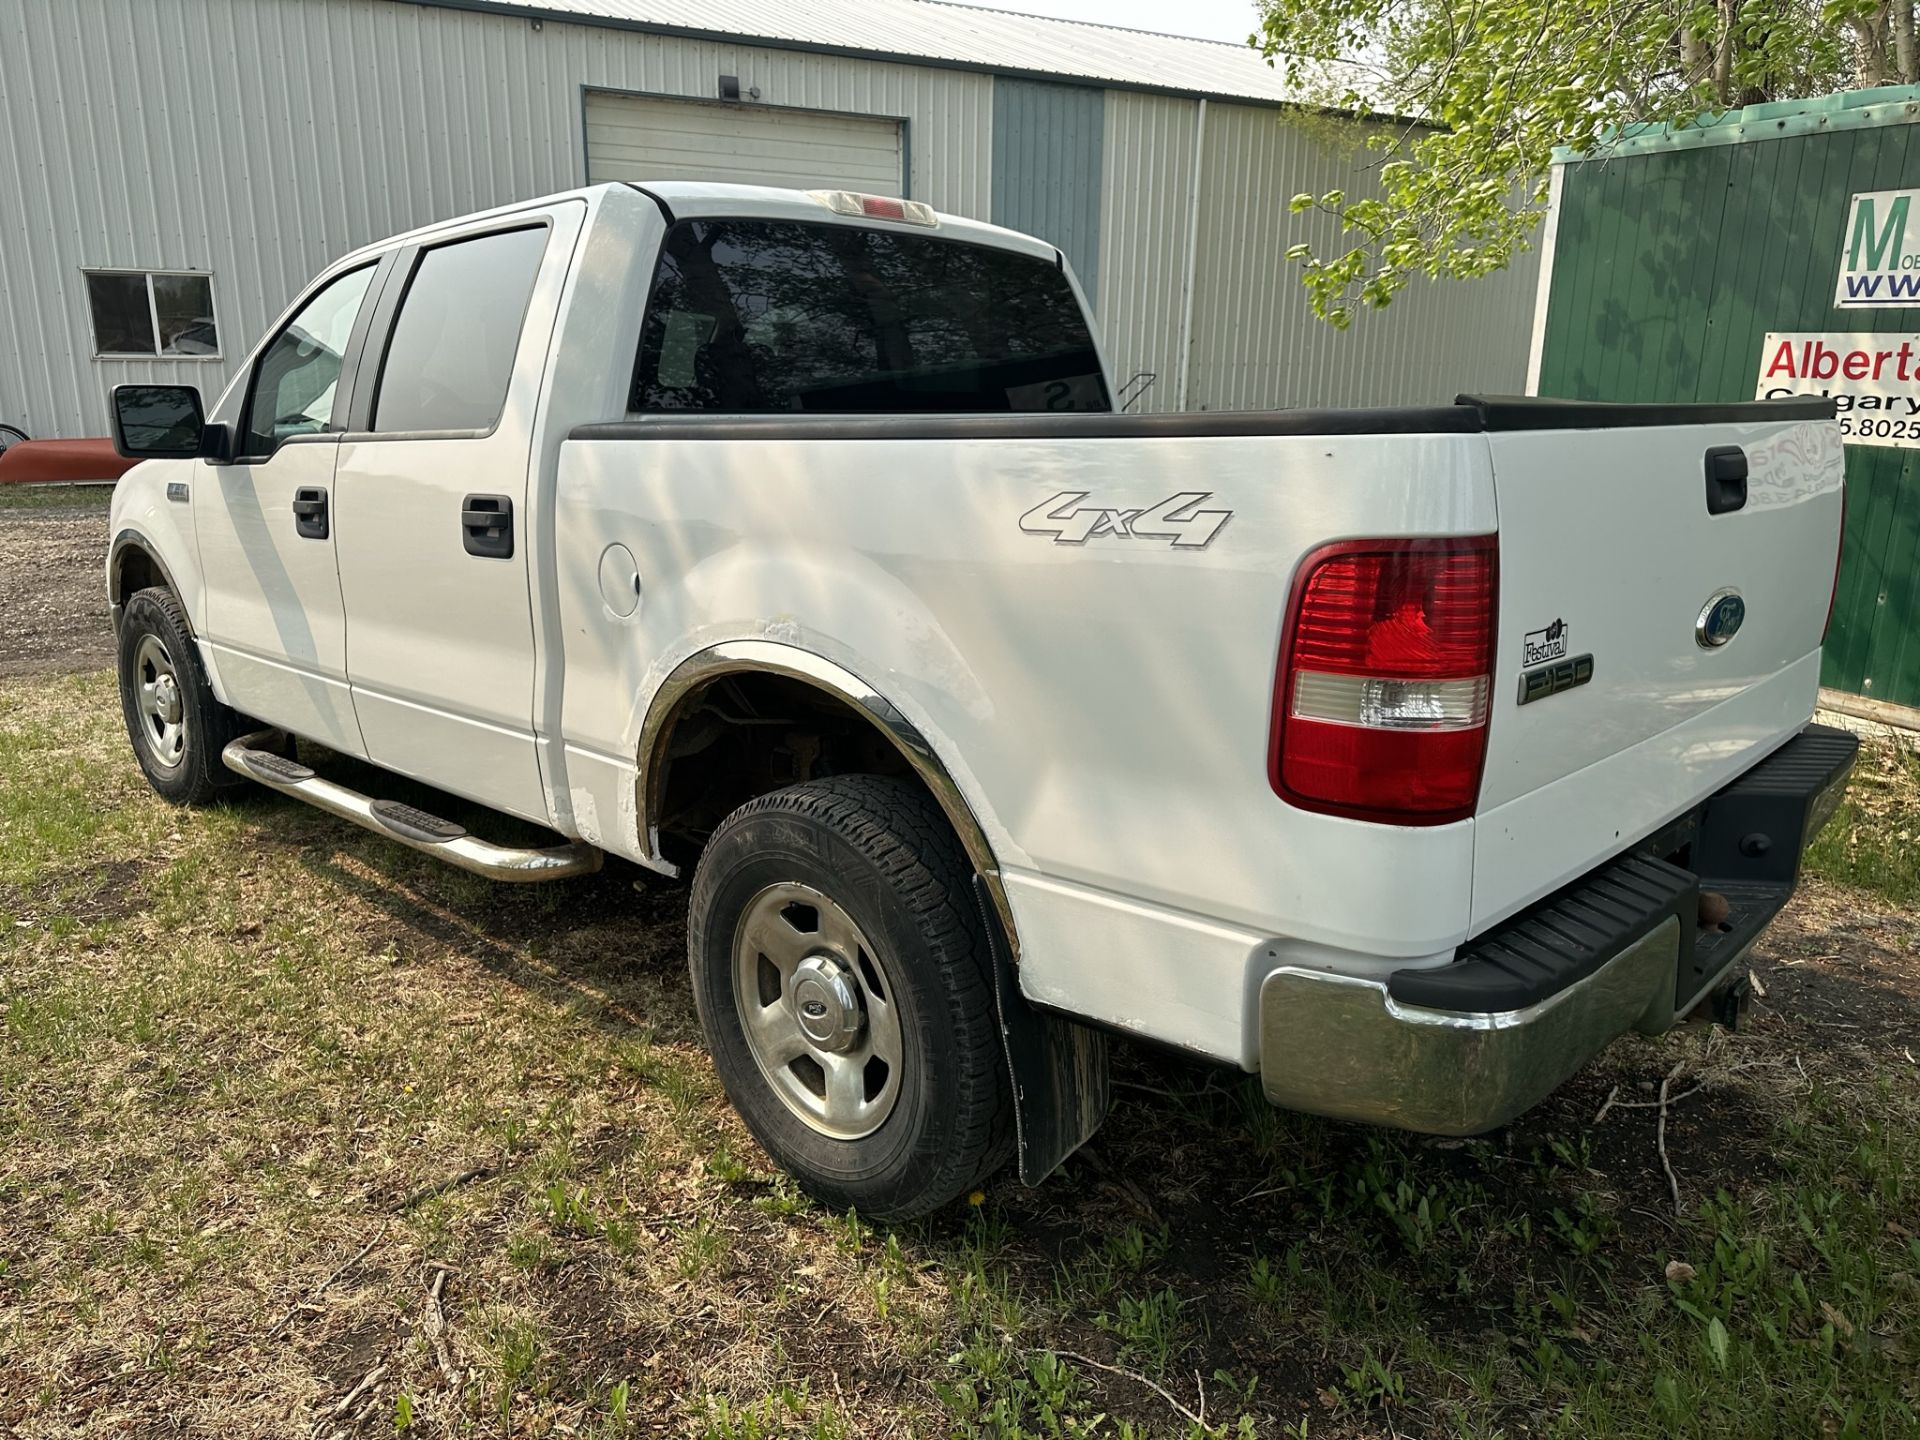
<box><xmin>688</xmin><ymin>775</ymin><xmax>1013</xmax><ymax>1222</ymax></box>
<box><xmin>0</xmin><ymin>423</ymin><xmax>27</xmax><ymax>454</ymax></box>
<box><xmin>116</xmin><ymin>586</ymin><xmax>245</xmax><ymax>806</ymax></box>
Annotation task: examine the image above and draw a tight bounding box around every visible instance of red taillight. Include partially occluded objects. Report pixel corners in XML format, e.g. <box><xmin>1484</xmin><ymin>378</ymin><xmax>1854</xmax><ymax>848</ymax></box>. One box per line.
<box><xmin>1823</xmin><ymin>479</ymin><xmax>1846</xmax><ymax>643</ymax></box>
<box><xmin>810</xmin><ymin>190</ymin><xmax>939</xmax><ymax>226</ymax></box>
<box><xmin>1270</xmin><ymin>537</ymin><xmax>1498</xmax><ymax>825</ymax></box>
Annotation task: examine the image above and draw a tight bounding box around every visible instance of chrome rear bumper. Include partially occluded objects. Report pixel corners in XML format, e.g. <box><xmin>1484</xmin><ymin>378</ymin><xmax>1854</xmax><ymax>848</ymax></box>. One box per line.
<box><xmin>1257</xmin><ymin>722</ymin><xmax>1857</xmax><ymax>1135</ymax></box>
<box><xmin>1259</xmin><ymin>918</ymin><xmax>1679</xmax><ymax>1134</ymax></box>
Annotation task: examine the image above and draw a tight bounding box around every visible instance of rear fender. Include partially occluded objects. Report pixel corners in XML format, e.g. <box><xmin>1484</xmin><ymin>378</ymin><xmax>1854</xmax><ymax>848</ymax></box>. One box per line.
<box><xmin>634</xmin><ymin>639</ymin><xmax>1019</xmax><ymax>956</ymax></box>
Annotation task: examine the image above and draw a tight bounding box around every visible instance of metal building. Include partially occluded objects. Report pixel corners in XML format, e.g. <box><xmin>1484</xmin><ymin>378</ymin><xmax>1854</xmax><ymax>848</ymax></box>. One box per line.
<box><xmin>0</xmin><ymin>0</ymin><xmax>1540</xmax><ymax>439</ymax></box>
<box><xmin>1528</xmin><ymin>84</ymin><xmax>1920</xmax><ymax>710</ymax></box>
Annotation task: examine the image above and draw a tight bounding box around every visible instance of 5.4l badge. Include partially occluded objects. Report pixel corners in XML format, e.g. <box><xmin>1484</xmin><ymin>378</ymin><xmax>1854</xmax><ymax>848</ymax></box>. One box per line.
<box><xmin>1019</xmin><ymin>491</ymin><xmax>1232</xmax><ymax>549</ymax></box>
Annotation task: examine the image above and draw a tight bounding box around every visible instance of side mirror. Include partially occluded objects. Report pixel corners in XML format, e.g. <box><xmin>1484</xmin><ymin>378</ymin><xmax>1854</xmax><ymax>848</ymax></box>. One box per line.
<box><xmin>110</xmin><ymin>384</ymin><xmax>212</xmax><ymax>460</ymax></box>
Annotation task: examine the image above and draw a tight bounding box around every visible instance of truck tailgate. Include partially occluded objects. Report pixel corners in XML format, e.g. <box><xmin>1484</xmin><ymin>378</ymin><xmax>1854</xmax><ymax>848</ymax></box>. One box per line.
<box><xmin>1471</xmin><ymin>407</ymin><xmax>1844</xmax><ymax>932</ymax></box>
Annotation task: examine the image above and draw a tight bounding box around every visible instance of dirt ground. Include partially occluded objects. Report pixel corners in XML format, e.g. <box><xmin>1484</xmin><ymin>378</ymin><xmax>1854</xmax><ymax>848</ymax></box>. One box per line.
<box><xmin>0</xmin><ymin>488</ymin><xmax>115</xmax><ymax>679</ymax></box>
<box><xmin>1</xmin><ymin>496</ymin><xmax>1914</xmax><ymax>1437</ymax></box>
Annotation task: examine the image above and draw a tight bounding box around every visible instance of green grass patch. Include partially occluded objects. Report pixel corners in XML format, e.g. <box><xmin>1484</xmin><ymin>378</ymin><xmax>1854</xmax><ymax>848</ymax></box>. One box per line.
<box><xmin>0</xmin><ymin>482</ymin><xmax>116</xmax><ymax>513</ymax></box>
<box><xmin>1805</xmin><ymin>727</ymin><xmax>1920</xmax><ymax>904</ymax></box>
<box><xmin>1</xmin><ymin>674</ymin><xmax>1915</xmax><ymax>1437</ymax></box>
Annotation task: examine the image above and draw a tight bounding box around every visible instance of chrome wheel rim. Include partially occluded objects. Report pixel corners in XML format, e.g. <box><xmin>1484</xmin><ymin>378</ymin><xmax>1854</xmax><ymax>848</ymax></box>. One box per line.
<box><xmin>731</xmin><ymin>881</ymin><xmax>903</xmax><ymax>1139</ymax></box>
<box><xmin>132</xmin><ymin>633</ymin><xmax>187</xmax><ymax>770</ymax></box>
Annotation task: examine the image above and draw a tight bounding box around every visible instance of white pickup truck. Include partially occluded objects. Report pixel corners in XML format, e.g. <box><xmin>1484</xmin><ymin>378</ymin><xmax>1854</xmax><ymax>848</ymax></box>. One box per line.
<box><xmin>107</xmin><ymin>181</ymin><xmax>1856</xmax><ymax>1220</ymax></box>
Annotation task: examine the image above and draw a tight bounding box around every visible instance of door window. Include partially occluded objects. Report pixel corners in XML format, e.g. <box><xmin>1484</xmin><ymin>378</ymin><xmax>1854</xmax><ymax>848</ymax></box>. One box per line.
<box><xmin>371</xmin><ymin>226</ymin><xmax>550</xmax><ymax>434</ymax></box>
<box><xmin>631</xmin><ymin>219</ymin><xmax>1110</xmax><ymax>413</ymax></box>
<box><xmin>240</xmin><ymin>264</ymin><xmax>377</xmax><ymax>458</ymax></box>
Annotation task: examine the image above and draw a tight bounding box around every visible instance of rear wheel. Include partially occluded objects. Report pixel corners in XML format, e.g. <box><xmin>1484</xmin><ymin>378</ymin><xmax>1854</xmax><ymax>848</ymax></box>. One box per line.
<box><xmin>116</xmin><ymin>587</ymin><xmax>244</xmax><ymax>805</ymax></box>
<box><xmin>688</xmin><ymin>775</ymin><xmax>1012</xmax><ymax>1221</ymax></box>
<box><xmin>0</xmin><ymin>424</ymin><xmax>27</xmax><ymax>457</ymax></box>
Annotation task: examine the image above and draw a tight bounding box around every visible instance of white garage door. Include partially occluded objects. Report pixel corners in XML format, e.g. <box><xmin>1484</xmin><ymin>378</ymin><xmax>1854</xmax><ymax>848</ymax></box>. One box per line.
<box><xmin>584</xmin><ymin>93</ymin><xmax>905</xmax><ymax>195</ymax></box>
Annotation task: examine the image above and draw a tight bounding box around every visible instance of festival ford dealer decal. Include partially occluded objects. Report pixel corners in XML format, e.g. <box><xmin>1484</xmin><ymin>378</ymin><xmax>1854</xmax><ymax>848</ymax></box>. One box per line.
<box><xmin>1755</xmin><ymin>333</ymin><xmax>1920</xmax><ymax>449</ymax></box>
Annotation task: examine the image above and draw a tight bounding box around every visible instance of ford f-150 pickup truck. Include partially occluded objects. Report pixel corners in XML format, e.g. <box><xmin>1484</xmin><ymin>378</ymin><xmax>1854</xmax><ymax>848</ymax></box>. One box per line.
<box><xmin>106</xmin><ymin>181</ymin><xmax>1856</xmax><ymax>1221</ymax></box>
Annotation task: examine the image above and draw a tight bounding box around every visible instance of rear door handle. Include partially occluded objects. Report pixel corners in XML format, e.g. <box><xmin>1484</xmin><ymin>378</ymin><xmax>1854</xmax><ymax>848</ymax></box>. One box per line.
<box><xmin>461</xmin><ymin>493</ymin><xmax>514</xmax><ymax>559</ymax></box>
<box><xmin>1705</xmin><ymin>446</ymin><xmax>1748</xmax><ymax>516</ymax></box>
<box><xmin>292</xmin><ymin>486</ymin><xmax>329</xmax><ymax>540</ymax></box>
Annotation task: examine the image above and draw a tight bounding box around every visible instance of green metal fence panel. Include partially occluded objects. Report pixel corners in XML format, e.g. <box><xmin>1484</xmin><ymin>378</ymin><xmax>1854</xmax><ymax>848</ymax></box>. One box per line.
<box><xmin>1536</xmin><ymin>93</ymin><xmax>1920</xmax><ymax>705</ymax></box>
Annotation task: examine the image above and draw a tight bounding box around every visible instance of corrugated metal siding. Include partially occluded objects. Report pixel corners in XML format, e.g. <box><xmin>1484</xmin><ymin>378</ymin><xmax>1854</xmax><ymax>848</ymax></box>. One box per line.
<box><xmin>1186</xmin><ymin>103</ymin><xmax>1539</xmax><ymax>410</ymax></box>
<box><xmin>1536</xmin><ymin>121</ymin><xmax>1920</xmax><ymax>704</ymax></box>
<box><xmin>1093</xmin><ymin>91</ymin><xmax>1197</xmax><ymax>413</ymax></box>
<box><xmin>3</xmin><ymin>0</ymin><xmax>1534</xmax><ymax>441</ymax></box>
<box><xmin>0</xmin><ymin>0</ymin><xmax>991</xmax><ymax>437</ymax></box>
<box><xmin>404</xmin><ymin>0</ymin><xmax>1375</xmax><ymax>108</ymax></box>
<box><xmin>991</xmin><ymin>78</ymin><xmax>1104</xmax><ymax>304</ymax></box>
<box><xmin>1094</xmin><ymin>95</ymin><xmax>1538</xmax><ymax>415</ymax></box>
<box><xmin>584</xmin><ymin>92</ymin><xmax>905</xmax><ymax>192</ymax></box>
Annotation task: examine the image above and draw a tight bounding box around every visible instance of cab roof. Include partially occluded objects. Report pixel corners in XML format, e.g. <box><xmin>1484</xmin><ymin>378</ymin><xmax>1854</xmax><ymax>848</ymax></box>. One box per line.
<box><xmin>336</xmin><ymin>181</ymin><xmax>1059</xmax><ymax>269</ymax></box>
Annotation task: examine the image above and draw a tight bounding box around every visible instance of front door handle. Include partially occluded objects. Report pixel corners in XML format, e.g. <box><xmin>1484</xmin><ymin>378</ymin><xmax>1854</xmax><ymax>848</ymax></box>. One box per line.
<box><xmin>292</xmin><ymin>486</ymin><xmax>329</xmax><ymax>540</ymax></box>
<box><xmin>461</xmin><ymin>493</ymin><xmax>514</xmax><ymax>559</ymax></box>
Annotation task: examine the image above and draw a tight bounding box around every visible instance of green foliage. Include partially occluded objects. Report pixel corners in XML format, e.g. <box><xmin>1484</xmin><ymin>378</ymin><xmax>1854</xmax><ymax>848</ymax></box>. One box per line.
<box><xmin>1804</xmin><ymin>735</ymin><xmax>1920</xmax><ymax>903</ymax></box>
<box><xmin>537</xmin><ymin>1181</ymin><xmax>601</xmax><ymax>1237</ymax></box>
<box><xmin>698</xmin><ymin>1385</ymin><xmax>848</xmax><ymax>1440</ymax></box>
<box><xmin>1094</xmin><ymin>1286</ymin><xmax>1187</xmax><ymax>1372</ymax></box>
<box><xmin>1337</xmin><ymin>1346</ymin><xmax>1408</xmax><ymax>1412</ymax></box>
<box><xmin>1254</xmin><ymin>0</ymin><xmax>1918</xmax><ymax>322</ymax></box>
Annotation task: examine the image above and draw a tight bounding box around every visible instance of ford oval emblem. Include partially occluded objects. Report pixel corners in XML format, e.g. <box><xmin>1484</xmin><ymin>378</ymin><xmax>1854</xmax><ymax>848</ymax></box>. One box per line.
<box><xmin>1696</xmin><ymin>589</ymin><xmax>1746</xmax><ymax>649</ymax></box>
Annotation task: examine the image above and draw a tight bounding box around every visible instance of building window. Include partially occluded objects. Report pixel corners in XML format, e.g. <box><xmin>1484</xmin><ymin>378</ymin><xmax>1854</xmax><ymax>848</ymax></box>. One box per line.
<box><xmin>83</xmin><ymin>271</ymin><xmax>219</xmax><ymax>358</ymax></box>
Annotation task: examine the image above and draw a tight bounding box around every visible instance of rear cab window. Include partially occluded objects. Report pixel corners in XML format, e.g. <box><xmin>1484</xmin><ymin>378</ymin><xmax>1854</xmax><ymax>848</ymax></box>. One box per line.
<box><xmin>631</xmin><ymin>218</ymin><xmax>1109</xmax><ymax>414</ymax></box>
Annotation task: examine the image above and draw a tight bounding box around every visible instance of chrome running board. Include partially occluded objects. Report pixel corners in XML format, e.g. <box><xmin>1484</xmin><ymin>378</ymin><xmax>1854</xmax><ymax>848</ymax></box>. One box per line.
<box><xmin>222</xmin><ymin>731</ymin><xmax>602</xmax><ymax>883</ymax></box>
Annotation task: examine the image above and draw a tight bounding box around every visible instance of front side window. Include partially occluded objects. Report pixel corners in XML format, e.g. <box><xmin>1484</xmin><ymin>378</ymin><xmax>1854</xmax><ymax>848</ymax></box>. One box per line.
<box><xmin>631</xmin><ymin>219</ymin><xmax>1109</xmax><ymax>414</ymax></box>
<box><xmin>84</xmin><ymin>271</ymin><xmax>219</xmax><ymax>357</ymax></box>
<box><xmin>240</xmin><ymin>264</ymin><xmax>377</xmax><ymax>458</ymax></box>
<box><xmin>371</xmin><ymin>226</ymin><xmax>549</xmax><ymax>434</ymax></box>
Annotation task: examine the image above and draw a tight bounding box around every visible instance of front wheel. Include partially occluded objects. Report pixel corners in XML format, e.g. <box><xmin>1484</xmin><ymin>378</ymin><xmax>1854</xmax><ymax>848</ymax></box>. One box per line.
<box><xmin>688</xmin><ymin>775</ymin><xmax>1013</xmax><ymax>1221</ymax></box>
<box><xmin>116</xmin><ymin>587</ymin><xmax>244</xmax><ymax>805</ymax></box>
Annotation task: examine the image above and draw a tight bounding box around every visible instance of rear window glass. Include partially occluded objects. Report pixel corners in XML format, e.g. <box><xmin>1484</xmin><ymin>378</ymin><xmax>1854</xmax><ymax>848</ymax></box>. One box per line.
<box><xmin>631</xmin><ymin>218</ymin><xmax>1109</xmax><ymax>414</ymax></box>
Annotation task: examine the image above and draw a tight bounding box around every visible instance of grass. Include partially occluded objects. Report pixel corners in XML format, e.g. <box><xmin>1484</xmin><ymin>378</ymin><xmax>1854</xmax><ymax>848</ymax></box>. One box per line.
<box><xmin>1805</xmin><ymin>723</ymin><xmax>1920</xmax><ymax>904</ymax></box>
<box><xmin>0</xmin><ymin>481</ymin><xmax>115</xmax><ymax>513</ymax></box>
<box><xmin>1</xmin><ymin>673</ymin><xmax>1916</xmax><ymax>1437</ymax></box>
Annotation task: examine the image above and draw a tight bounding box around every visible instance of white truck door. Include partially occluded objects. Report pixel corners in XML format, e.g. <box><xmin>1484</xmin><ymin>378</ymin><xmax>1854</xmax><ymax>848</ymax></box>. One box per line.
<box><xmin>333</xmin><ymin>206</ymin><xmax>581</xmax><ymax>825</ymax></box>
<box><xmin>195</xmin><ymin>261</ymin><xmax>384</xmax><ymax>756</ymax></box>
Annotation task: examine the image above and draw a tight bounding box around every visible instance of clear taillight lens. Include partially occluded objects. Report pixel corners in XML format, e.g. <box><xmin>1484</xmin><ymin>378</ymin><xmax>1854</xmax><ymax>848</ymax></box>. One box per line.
<box><xmin>1270</xmin><ymin>537</ymin><xmax>1498</xmax><ymax>824</ymax></box>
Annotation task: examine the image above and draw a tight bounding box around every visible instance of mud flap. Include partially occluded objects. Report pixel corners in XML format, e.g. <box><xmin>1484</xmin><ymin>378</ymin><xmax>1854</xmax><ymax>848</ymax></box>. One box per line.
<box><xmin>973</xmin><ymin>875</ymin><xmax>1112</xmax><ymax>1186</ymax></box>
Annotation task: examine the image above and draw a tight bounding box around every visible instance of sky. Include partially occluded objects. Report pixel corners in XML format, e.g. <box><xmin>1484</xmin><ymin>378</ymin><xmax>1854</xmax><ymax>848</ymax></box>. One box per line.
<box><xmin>951</xmin><ymin>0</ymin><xmax>1265</xmax><ymax>46</ymax></box>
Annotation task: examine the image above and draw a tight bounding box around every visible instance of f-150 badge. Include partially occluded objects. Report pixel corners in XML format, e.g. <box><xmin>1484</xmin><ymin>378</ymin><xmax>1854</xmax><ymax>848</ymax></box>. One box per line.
<box><xmin>1019</xmin><ymin>491</ymin><xmax>1232</xmax><ymax>549</ymax></box>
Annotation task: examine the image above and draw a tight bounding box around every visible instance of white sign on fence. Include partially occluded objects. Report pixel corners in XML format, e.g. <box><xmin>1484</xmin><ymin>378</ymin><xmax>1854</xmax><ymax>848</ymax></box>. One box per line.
<box><xmin>1835</xmin><ymin>190</ymin><xmax>1920</xmax><ymax>308</ymax></box>
<box><xmin>1755</xmin><ymin>332</ymin><xmax>1920</xmax><ymax>449</ymax></box>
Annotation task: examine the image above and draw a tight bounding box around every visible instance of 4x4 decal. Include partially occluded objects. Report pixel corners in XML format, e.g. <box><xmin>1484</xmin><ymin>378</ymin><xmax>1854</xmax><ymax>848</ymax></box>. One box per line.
<box><xmin>1019</xmin><ymin>491</ymin><xmax>1232</xmax><ymax>549</ymax></box>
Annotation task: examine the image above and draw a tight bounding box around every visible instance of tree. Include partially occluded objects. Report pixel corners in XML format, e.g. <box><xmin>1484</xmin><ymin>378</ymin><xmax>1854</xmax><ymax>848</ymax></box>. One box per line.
<box><xmin>1254</xmin><ymin>1</ymin><xmax>1920</xmax><ymax>326</ymax></box>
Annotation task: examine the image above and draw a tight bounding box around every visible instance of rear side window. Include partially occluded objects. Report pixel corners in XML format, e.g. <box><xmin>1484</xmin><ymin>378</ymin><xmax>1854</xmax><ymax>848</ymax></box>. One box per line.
<box><xmin>372</xmin><ymin>225</ymin><xmax>548</xmax><ymax>433</ymax></box>
<box><xmin>632</xmin><ymin>218</ymin><xmax>1109</xmax><ymax>414</ymax></box>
